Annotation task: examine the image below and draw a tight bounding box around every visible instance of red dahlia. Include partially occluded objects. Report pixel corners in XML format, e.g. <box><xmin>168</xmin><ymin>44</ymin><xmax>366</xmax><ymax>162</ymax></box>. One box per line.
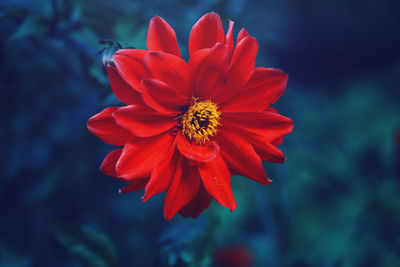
<box><xmin>87</xmin><ymin>12</ymin><xmax>293</xmax><ymax>220</ymax></box>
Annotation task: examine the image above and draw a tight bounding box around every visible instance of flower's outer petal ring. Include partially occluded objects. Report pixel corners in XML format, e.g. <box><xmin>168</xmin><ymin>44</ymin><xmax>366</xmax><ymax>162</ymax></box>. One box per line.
<box><xmin>220</xmin><ymin>68</ymin><xmax>288</xmax><ymax>112</ymax></box>
<box><xmin>189</xmin><ymin>12</ymin><xmax>226</xmax><ymax>57</ymax></box>
<box><xmin>87</xmin><ymin>107</ymin><xmax>131</xmax><ymax>146</ymax></box>
<box><xmin>113</xmin><ymin>49</ymin><xmax>147</xmax><ymax>92</ymax></box>
<box><xmin>106</xmin><ymin>66</ymin><xmax>144</xmax><ymax>106</ymax></box>
<box><xmin>116</xmin><ymin>133</ymin><xmax>175</xmax><ymax>181</ymax></box>
<box><xmin>163</xmin><ymin>156</ymin><xmax>201</xmax><ymax>220</ymax></box>
<box><xmin>141</xmin><ymin>79</ymin><xmax>188</xmax><ymax>115</ymax></box>
<box><xmin>113</xmin><ymin>105</ymin><xmax>177</xmax><ymax>137</ymax></box>
<box><xmin>198</xmin><ymin>154</ymin><xmax>237</xmax><ymax>211</ymax></box>
<box><xmin>176</xmin><ymin>131</ymin><xmax>220</xmax><ymax>163</ymax></box>
<box><xmin>147</xmin><ymin>16</ymin><xmax>181</xmax><ymax>57</ymax></box>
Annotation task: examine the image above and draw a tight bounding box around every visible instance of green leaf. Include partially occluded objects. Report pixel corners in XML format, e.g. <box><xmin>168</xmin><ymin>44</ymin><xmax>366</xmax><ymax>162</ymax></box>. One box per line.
<box><xmin>49</xmin><ymin>221</ymin><xmax>117</xmax><ymax>267</ymax></box>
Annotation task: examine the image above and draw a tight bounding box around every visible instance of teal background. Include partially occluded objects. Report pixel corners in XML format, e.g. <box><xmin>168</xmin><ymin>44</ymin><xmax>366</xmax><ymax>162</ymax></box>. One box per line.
<box><xmin>1</xmin><ymin>0</ymin><xmax>400</xmax><ymax>266</ymax></box>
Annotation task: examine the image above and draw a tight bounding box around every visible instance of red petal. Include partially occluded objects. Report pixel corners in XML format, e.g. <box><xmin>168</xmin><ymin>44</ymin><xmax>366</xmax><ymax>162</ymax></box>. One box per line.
<box><xmin>223</xmin><ymin>111</ymin><xmax>293</xmax><ymax>140</ymax></box>
<box><xmin>237</xmin><ymin>28</ymin><xmax>249</xmax><ymax>44</ymax></box>
<box><xmin>100</xmin><ymin>148</ymin><xmax>123</xmax><ymax>177</ymax></box>
<box><xmin>144</xmin><ymin>51</ymin><xmax>191</xmax><ymax>96</ymax></box>
<box><xmin>215</xmin><ymin>36</ymin><xmax>258</xmax><ymax>103</ymax></box>
<box><xmin>226</xmin><ymin>20</ymin><xmax>234</xmax><ymax>56</ymax></box>
<box><xmin>113</xmin><ymin>105</ymin><xmax>177</xmax><ymax>137</ymax></box>
<box><xmin>220</xmin><ymin>68</ymin><xmax>288</xmax><ymax>112</ymax></box>
<box><xmin>141</xmin><ymin>79</ymin><xmax>188</xmax><ymax>115</ymax></box>
<box><xmin>254</xmin><ymin>140</ymin><xmax>285</xmax><ymax>163</ymax></box>
<box><xmin>113</xmin><ymin>49</ymin><xmax>147</xmax><ymax>92</ymax></box>
<box><xmin>236</xmin><ymin>128</ymin><xmax>286</xmax><ymax>163</ymax></box>
<box><xmin>116</xmin><ymin>133</ymin><xmax>175</xmax><ymax>181</ymax></box>
<box><xmin>197</xmin><ymin>154</ymin><xmax>237</xmax><ymax>211</ymax></box>
<box><xmin>147</xmin><ymin>16</ymin><xmax>181</xmax><ymax>57</ymax></box>
<box><xmin>216</xmin><ymin>129</ymin><xmax>272</xmax><ymax>185</ymax></box>
<box><xmin>87</xmin><ymin>107</ymin><xmax>131</xmax><ymax>146</ymax></box>
<box><xmin>176</xmin><ymin>131</ymin><xmax>220</xmax><ymax>162</ymax></box>
<box><xmin>272</xmin><ymin>137</ymin><xmax>284</xmax><ymax>146</ymax></box>
<box><xmin>189</xmin><ymin>12</ymin><xmax>226</xmax><ymax>57</ymax></box>
<box><xmin>163</xmin><ymin>157</ymin><xmax>201</xmax><ymax>220</ymax></box>
<box><xmin>188</xmin><ymin>43</ymin><xmax>230</xmax><ymax>100</ymax></box>
<box><xmin>106</xmin><ymin>66</ymin><xmax>144</xmax><ymax>105</ymax></box>
<box><xmin>179</xmin><ymin>184</ymin><xmax>212</xmax><ymax>218</ymax></box>
<box><xmin>119</xmin><ymin>178</ymin><xmax>149</xmax><ymax>193</ymax></box>
<box><xmin>142</xmin><ymin>143</ymin><xmax>179</xmax><ymax>201</ymax></box>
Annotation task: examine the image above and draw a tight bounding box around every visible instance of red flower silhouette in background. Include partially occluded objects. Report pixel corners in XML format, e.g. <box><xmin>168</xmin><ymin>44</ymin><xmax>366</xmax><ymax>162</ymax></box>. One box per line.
<box><xmin>87</xmin><ymin>12</ymin><xmax>293</xmax><ymax>220</ymax></box>
<box><xmin>213</xmin><ymin>245</ymin><xmax>253</xmax><ymax>267</ymax></box>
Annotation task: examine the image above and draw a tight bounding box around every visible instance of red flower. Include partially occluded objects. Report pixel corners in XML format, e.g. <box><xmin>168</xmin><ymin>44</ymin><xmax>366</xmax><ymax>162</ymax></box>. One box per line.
<box><xmin>87</xmin><ymin>12</ymin><xmax>293</xmax><ymax>220</ymax></box>
<box><xmin>213</xmin><ymin>245</ymin><xmax>253</xmax><ymax>267</ymax></box>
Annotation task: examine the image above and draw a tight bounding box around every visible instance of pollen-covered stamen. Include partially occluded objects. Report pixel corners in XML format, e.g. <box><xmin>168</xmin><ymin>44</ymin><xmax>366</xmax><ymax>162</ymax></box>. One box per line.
<box><xmin>181</xmin><ymin>98</ymin><xmax>221</xmax><ymax>144</ymax></box>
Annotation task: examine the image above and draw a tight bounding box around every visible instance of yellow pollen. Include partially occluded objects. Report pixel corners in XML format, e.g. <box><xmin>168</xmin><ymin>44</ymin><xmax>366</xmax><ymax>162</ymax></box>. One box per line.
<box><xmin>181</xmin><ymin>98</ymin><xmax>221</xmax><ymax>144</ymax></box>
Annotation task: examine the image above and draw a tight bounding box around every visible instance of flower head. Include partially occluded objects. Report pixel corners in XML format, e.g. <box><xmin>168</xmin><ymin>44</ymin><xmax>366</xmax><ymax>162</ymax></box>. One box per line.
<box><xmin>87</xmin><ymin>12</ymin><xmax>293</xmax><ymax>220</ymax></box>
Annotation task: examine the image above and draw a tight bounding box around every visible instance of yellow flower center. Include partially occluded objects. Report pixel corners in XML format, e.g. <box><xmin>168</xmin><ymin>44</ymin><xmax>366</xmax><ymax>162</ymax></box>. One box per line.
<box><xmin>181</xmin><ymin>98</ymin><xmax>221</xmax><ymax>145</ymax></box>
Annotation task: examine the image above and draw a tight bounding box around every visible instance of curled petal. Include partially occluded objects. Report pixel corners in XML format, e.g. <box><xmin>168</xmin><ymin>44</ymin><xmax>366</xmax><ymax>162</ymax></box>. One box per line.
<box><xmin>100</xmin><ymin>148</ymin><xmax>123</xmax><ymax>177</ymax></box>
<box><xmin>189</xmin><ymin>12</ymin><xmax>226</xmax><ymax>57</ymax></box>
<box><xmin>226</xmin><ymin>20</ymin><xmax>235</xmax><ymax>56</ymax></box>
<box><xmin>113</xmin><ymin>105</ymin><xmax>177</xmax><ymax>137</ymax></box>
<box><xmin>237</xmin><ymin>28</ymin><xmax>249</xmax><ymax>44</ymax></box>
<box><xmin>87</xmin><ymin>107</ymin><xmax>131</xmax><ymax>146</ymax></box>
<box><xmin>188</xmin><ymin>43</ymin><xmax>230</xmax><ymax>100</ymax></box>
<box><xmin>144</xmin><ymin>51</ymin><xmax>191</xmax><ymax>96</ymax></box>
<box><xmin>217</xmin><ymin>129</ymin><xmax>272</xmax><ymax>185</ymax></box>
<box><xmin>215</xmin><ymin>36</ymin><xmax>258</xmax><ymax>103</ymax></box>
<box><xmin>272</xmin><ymin>137</ymin><xmax>284</xmax><ymax>146</ymax></box>
<box><xmin>141</xmin><ymin>79</ymin><xmax>188</xmax><ymax>115</ymax></box>
<box><xmin>142</xmin><ymin>143</ymin><xmax>179</xmax><ymax>201</ymax></box>
<box><xmin>119</xmin><ymin>178</ymin><xmax>149</xmax><ymax>194</ymax></box>
<box><xmin>116</xmin><ymin>133</ymin><xmax>175</xmax><ymax>181</ymax></box>
<box><xmin>176</xmin><ymin>131</ymin><xmax>219</xmax><ymax>162</ymax></box>
<box><xmin>113</xmin><ymin>49</ymin><xmax>147</xmax><ymax>92</ymax></box>
<box><xmin>198</xmin><ymin>154</ymin><xmax>237</xmax><ymax>211</ymax></box>
<box><xmin>147</xmin><ymin>16</ymin><xmax>181</xmax><ymax>57</ymax></box>
<box><xmin>164</xmin><ymin>157</ymin><xmax>201</xmax><ymax>220</ymax></box>
<box><xmin>180</xmin><ymin>184</ymin><xmax>212</xmax><ymax>218</ymax></box>
<box><xmin>220</xmin><ymin>68</ymin><xmax>288</xmax><ymax>112</ymax></box>
<box><xmin>107</xmin><ymin>66</ymin><xmax>144</xmax><ymax>105</ymax></box>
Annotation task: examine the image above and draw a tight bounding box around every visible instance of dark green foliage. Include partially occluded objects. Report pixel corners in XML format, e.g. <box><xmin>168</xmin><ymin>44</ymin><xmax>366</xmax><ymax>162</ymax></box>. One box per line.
<box><xmin>49</xmin><ymin>221</ymin><xmax>117</xmax><ymax>267</ymax></box>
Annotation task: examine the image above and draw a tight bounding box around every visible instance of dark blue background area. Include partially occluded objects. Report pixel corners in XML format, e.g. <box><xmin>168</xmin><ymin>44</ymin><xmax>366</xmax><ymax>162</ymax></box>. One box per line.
<box><xmin>1</xmin><ymin>0</ymin><xmax>400</xmax><ymax>266</ymax></box>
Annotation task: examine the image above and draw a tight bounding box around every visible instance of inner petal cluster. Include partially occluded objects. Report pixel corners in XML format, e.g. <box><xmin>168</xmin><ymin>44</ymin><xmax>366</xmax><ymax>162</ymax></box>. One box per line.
<box><xmin>181</xmin><ymin>98</ymin><xmax>221</xmax><ymax>144</ymax></box>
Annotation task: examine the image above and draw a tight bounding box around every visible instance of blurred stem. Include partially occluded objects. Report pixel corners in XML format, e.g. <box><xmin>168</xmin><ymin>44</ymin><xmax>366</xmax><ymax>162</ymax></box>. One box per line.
<box><xmin>49</xmin><ymin>0</ymin><xmax>58</xmax><ymax>35</ymax></box>
<box><xmin>252</xmin><ymin>182</ymin><xmax>280</xmax><ymax>265</ymax></box>
<box><xmin>192</xmin><ymin>208</ymin><xmax>218</xmax><ymax>267</ymax></box>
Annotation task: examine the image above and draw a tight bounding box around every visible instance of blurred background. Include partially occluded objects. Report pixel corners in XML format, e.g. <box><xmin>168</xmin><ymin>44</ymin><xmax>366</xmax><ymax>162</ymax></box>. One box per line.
<box><xmin>1</xmin><ymin>0</ymin><xmax>400</xmax><ymax>266</ymax></box>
